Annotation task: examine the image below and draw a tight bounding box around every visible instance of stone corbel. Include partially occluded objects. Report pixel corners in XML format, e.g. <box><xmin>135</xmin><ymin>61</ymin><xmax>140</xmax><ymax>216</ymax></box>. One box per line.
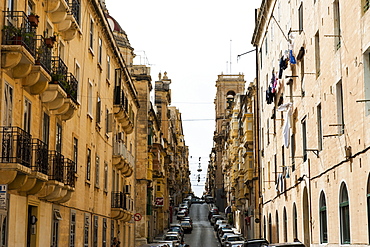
<box><xmin>46</xmin><ymin>0</ymin><xmax>61</xmax><ymax>13</ymax></box>
<box><xmin>12</xmin><ymin>63</ymin><xmax>32</xmax><ymax>78</ymax></box>
<box><xmin>1</xmin><ymin>51</ymin><xmax>22</xmax><ymax>69</ymax></box>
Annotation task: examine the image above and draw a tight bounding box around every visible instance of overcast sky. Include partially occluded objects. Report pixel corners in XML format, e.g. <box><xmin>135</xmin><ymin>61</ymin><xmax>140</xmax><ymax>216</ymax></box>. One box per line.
<box><xmin>105</xmin><ymin>0</ymin><xmax>262</xmax><ymax>197</ymax></box>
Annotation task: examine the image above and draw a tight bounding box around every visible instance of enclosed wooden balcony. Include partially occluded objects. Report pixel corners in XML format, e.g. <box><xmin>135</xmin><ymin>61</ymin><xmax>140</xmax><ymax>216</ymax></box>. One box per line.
<box><xmin>113</xmin><ymin>139</ymin><xmax>134</xmax><ymax>177</ymax></box>
<box><xmin>46</xmin><ymin>0</ymin><xmax>80</xmax><ymax>41</ymax></box>
<box><xmin>111</xmin><ymin>192</ymin><xmax>134</xmax><ymax>222</ymax></box>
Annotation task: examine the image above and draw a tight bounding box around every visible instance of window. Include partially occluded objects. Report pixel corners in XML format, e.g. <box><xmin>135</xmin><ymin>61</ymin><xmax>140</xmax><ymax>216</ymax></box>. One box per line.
<box><xmin>336</xmin><ymin>80</ymin><xmax>344</xmax><ymax>134</ymax></box>
<box><xmin>293</xmin><ymin>203</ymin><xmax>298</xmax><ymax>240</ymax></box>
<box><xmin>73</xmin><ymin>138</ymin><xmax>78</xmax><ymax>173</ymax></box>
<box><xmin>86</xmin><ymin>149</ymin><xmax>91</xmax><ymax>181</ymax></box>
<box><xmin>89</xmin><ymin>19</ymin><xmax>94</xmax><ymax>51</ymax></box>
<box><xmin>333</xmin><ymin>0</ymin><xmax>341</xmax><ymax>49</ymax></box>
<box><xmin>59</xmin><ymin>42</ymin><xmax>65</xmax><ymax>61</ymax></box>
<box><xmin>290</xmin><ymin>134</ymin><xmax>295</xmax><ymax>171</ymax></box>
<box><xmin>364</xmin><ymin>53</ymin><xmax>370</xmax><ymax>116</ymax></box>
<box><xmin>75</xmin><ymin>62</ymin><xmax>81</xmax><ymax>103</ymax></box>
<box><xmin>300</xmin><ymin>57</ymin><xmax>305</xmax><ymax>96</ymax></box>
<box><xmin>27</xmin><ymin>1</ymin><xmax>34</xmax><ymax>17</ymax></box>
<box><xmin>107</xmin><ymin>56</ymin><xmax>111</xmax><ymax>80</ymax></box>
<box><xmin>317</xmin><ymin>104</ymin><xmax>323</xmax><ymax>151</ymax></box>
<box><xmin>98</xmin><ymin>38</ymin><xmax>102</xmax><ymax>65</ymax></box>
<box><xmin>298</xmin><ymin>3</ymin><xmax>303</xmax><ymax>33</ymax></box>
<box><xmin>283</xmin><ymin>207</ymin><xmax>287</xmax><ymax>242</ymax></box>
<box><xmin>302</xmin><ymin>117</ymin><xmax>307</xmax><ymax>162</ymax></box>
<box><xmin>42</xmin><ymin>113</ymin><xmax>50</xmax><ymax>146</ymax></box>
<box><xmin>23</xmin><ymin>98</ymin><xmax>31</xmax><ymax>133</ymax></box>
<box><xmin>93</xmin><ymin>216</ymin><xmax>98</xmax><ymax>247</ymax></box>
<box><xmin>339</xmin><ymin>183</ymin><xmax>350</xmax><ymax>244</ymax></box>
<box><xmin>3</xmin><ymin>82</ymin><xmax>13</xmax><ymax>126</ymax></box>
<box><xmin>52</xmin><ymin>209</ymin><xmax>62</xmax><ymax>247</ymax></box>
<box><xmin>105</xmin><ymin>109</ymin><xmax>112</xmax><ymax>134</ymax></box>
<box><xmin>104</xmin><ymin>162</ymin><xmax>108</xmax><ymax>191</ymax></box>
<box><xmin>319</xmin><ymin>192</ymin><xmax>328</xmax><ymax>243</ymax></box>
<box><xmin>268</xmin><ymin>214</ymin><xmax>272</xmax><ymax>243</ymax></box>
<box><xmin>95</xmin><ymin>155</ymin><xmax>100</xmax><ymax>187</ymax></box>
<box><xmin>96</xmin><ymin>96</ymin><xmax>101</xmax><ymax>124</ymax></box>
<box><xmin>276</xmin><ymin>211</ymin><xmax>279</xmax><ymax>243</ymax></box>
<box><xmin>56</xmin><ymin>123</ymin><xmax>62</xmax><ymax>153</ymax></box>
<box><xmin>84</xmin><ymin>214</ymin><xmax>90</xmax><ymax>247</ymax></box>
<box><xmin>102</xmin><ymin>218</ymin><xmax>107</xmax><ymax>247</ymax></box>
<box><xmin>7</xmin><ymin>0</ymin><xmax>14</xmax><ymax>12</ymax></box>
<box><xmin>69</xmin><ymin>210</ymin><xmax>76</xmax><ymax>247</ymax></box>
<box><xmin>88</xmin><ymin>80</ymin><xmax>93</xmax><ymax>117</ymax></box>
<box><xmin>315</xmin><ymin>31</ymin><xmax>320</xmax><ymax>77</ymax></box>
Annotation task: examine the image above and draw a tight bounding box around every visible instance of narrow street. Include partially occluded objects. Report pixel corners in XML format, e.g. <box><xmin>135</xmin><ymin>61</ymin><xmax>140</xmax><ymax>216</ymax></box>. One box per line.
<box><xmin>180</xmin><ymin>203</ymin><xmax>221</xmax><ymax>247</ymax></box>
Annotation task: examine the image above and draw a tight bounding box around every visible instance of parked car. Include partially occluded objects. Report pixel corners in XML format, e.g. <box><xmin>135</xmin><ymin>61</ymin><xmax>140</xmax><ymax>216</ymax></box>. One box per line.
<box><xmin>268</xmin><ymin>242</ymin><xmax>305</xmax><ymax>247</ymax></box>
<box><xmin>182</xmin><ymin>216</ymin><xmax>193</xmax><ymax>224</ymax></box>
<box><xmin>163</xmin><ymin>234</ymin><xmax>181</xmax><ymax>247</ymax></box>
<box><xmin>168</xmin><ymin>226</ymin><xmax>184</xmax><ymax>239</ymax></box>
<box><xmin>177</xmin><ymin>211</ymin><xmax>187</xmax><ymax>220</ymax></box>
<box><xmin>220</xmin><ymin>232</ymin><xmax>236</xmax><ymax>244</ymax></box>
<box><xmin>180</xmin><ymin>221</ymin><xmax>193</xmax><ymax>233</ymax></box>
<box><xmin>222</xmin><ymin>234</ymin><xmax>245</xmax><ymax>247</ymax></box>
<box><xmin>218</xmin><ymin>227</ymin><xmax>234</xmax><ymax>241</ymax></box>
<box><xmin>244</xmin><ymin>239</ymin><xmax>269</xmax><ymax>247</ymax></box>
<box><xmin>214</xmin><ymin>219</ymin><xmax>228</xmax><ymax>230</ymax></box>
<box><xmin>210</xmin><ymin>214</ymin><xmax>224</xmax><ymax>225</ymax></box>
<box><xmin>208</xmin><ymin>208</ymin><xmax>219</xmax><ymax>220</ymax></box>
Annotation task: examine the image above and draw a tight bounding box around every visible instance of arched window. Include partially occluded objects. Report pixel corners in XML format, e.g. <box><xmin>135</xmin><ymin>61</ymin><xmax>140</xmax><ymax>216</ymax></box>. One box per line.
<box><xmin>339</xmin><ymin>182</ymin><xmax>350</xmax><ymax>244</ymax></box>
<box><xmin>319</xmin><ymin>191</ymin><xmax>328</xmax><ymax>243</ymax></box>
<box><xmin>293</xmin><ymin>203</ymin><xmax>298</xmax><ymax>241</ymax></box>
<box><xmin>276</xmin><ymin>211</ymin><xmax>279</xmax><ymax>243</ymax></box>
<box><xmin>283</xmin><ymin>207</ymin><xmax>287</xmax><ymax>242</ymax></box>
<box><xmin>367</xmin><ymin>175</ymin><xmax>370</xmax><ymax>244</ymax></box>
<box><xmin>268</xmin><ymin>213</ymin><xmax>272</xmax><ymax>243</ymax></box>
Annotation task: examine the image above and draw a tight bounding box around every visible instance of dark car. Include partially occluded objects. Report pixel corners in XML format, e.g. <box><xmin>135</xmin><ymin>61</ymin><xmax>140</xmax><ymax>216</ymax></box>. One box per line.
<box><xmin>180</xmin><ymin>221</ymin><xmax>193</xmax><ymax>233</ymax></box>
<box><xmin>244</xmin><ymin>239</ymin><xmax>269</xmax><ymax>247</ymax></box>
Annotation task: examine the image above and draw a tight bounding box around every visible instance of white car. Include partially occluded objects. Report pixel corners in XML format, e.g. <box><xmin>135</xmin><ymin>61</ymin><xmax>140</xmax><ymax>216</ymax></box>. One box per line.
<box><xmin>163</xmin><ymin>234</ymin><xmax>181</xmax><ymax>247</ymax></box>
<box><xmin>222</xmin><ymin>234</ymin><xmax>245</xmax><ymax>247</ymax></box>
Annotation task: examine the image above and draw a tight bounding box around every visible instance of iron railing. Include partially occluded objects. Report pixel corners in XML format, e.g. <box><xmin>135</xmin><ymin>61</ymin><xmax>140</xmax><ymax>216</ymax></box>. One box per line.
<box><xmin>2</xmin><ymin>11</ymin><xmax>37</xmax><ymax>55</ymax></box>
<box><xmin>48</xmin><ymin>151</ymin><xmax>65</xmax><ymax>182</ymax></box>
<box><xmin>111</xmin><ymin>192</ymin><xmax>129</xmax><ymax>210</ymax></box>
<box><xmin>69</xmin><ymin>0</ymin><xmax>80</xmax><ymax>25</ymax></box>
<box><xmin>67</xmin><ymin>73</ymin><xmax>79</xmax><ymax>103</ymax></box>
<box><xmin>113</xmin><ymin>87</ymin><xmax>129</xmax><ymax>113</ymax></box>
<box><xmin>35</xmin><ymin>35</ymin><xmax>52</xmax><ymax>73</ymax></box>
<box><xmin>64</xmin><ymin>158</ymin><xmax>76</xmax><ymax>187</ymax></box>
<box><xmin>31</xmin><ymin>138</ymin><xmax>48</xmax><ymax>174</ymax></box>
<box><xmin>0</xmin><ymin>126</ymin><xmax>32</xmax><ymax>167</ymax></box>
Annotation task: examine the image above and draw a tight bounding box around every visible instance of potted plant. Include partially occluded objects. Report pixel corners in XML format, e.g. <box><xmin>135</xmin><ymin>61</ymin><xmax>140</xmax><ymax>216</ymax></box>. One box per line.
<box><xmin>35</xmin><ymin>46</ymin><xmax>44</xmax><ymax>64</ymax></box>
<box><xmin>28</xmin><ymin>13</ymin><xmax>39</xmax><ymax>27</ymax></box>
<box><xmin>44</xmin><ymin>35</ymin><xmax>56</xmax><ymax>48</ymax></box>
<box><xmin>2</xmin><ymin>25</ymin><xmax>23</xmax><ymax>45</ymax></box>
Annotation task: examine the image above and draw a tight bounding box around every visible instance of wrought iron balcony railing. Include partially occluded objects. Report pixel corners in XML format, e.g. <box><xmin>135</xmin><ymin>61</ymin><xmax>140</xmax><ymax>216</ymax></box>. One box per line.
<box><xmin>31</xmin><ymin>138</ymin><xmax>48</xmax><ymax>174</ymax></box>
<box><xmin>69</xmin><ymin>0</ymin><xmax>80</xmax><ymax>25</ymax></box>
<box><xmin>0</xmin><ymin>126</ymin><xmax>32</xmax><ymax>167</ymax></box>
<box><xmin>35</xmin><ymin>35</ymin><xmax>52</xmax><ymax>73</ymax></box>
<box><xmin>2</xmin><ymin>11</ymin><xmax>37</xmax><ymax>55</ymax></box>
<box><xmin>64</xmin><ymin>158</ymin><xmax>76</xmax><ymax>187</ymax></box>
<box><xmin>67</xmin><ymin>73</ymin><xmax>79</xmax><ymax>103</ymax></box>
<box><xmin>48</xmin><ymin>151</ymin><xmax>65</xmax><ymax>183</ymax></box>
<box><xmin>114</xmin><ymin>87</ymin><xmax>128</xmax><ymax>113</ymax></box>
<box><xmin>111</xmin><ymin>192</ymin><xmax>127</xmax><ymax>209</ymax></box>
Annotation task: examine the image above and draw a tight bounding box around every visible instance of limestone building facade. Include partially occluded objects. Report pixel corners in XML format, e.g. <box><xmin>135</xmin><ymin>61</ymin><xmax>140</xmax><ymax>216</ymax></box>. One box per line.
<box><xmin>252</xmin><ymin>0</ymin><xmax>370</xmax><ymax>246</ymax></box>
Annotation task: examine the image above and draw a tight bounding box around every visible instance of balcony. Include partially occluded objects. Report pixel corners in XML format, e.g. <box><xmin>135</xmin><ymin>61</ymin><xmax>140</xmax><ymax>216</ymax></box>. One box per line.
<box><xmin>1</xmin><ymin>11</ymin><xmax>52</xmax><ymax>94</ymax></box>
<box><xmin>113</xmin><ymin>87</ymin><xmax>134</xmax><ymax>134</ymax></box>
<box><xmin>41</xmin><ymin>57</ymin><xmax>79</xmax><ymax>120</ymax></box>
<box><xmin>113</xmin><ymin>139</ymin><xmax>134</xmax><ymax>177</ymax></box>
<box><xmin>46</xmin><ymin>0</ymin><xmax>79</xmax><ymax>41</ymax></box>
<box><xmin>37</xmin><ymin>151</ymin><xmax>75</xmax><ymax>202</ymax></box>
<box><xmin>111</xmin><ymin>192</ymin><xmax>133</xmax><ymax>221</ymax></box>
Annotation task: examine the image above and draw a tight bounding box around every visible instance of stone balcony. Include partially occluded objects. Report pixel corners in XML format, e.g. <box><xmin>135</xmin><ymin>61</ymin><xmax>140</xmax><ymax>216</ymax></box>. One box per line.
<box><xmin>113</xmin><ymin>87</ymin><xmax>134</xmax><ymax>134</ymax></box>
<box><xmin>111</xmin><ymin>192</ymin><xmax>134</xmax><ymax>222</ymax></box>
<box><xmin>46</xmin><ymin>0</ymin><xmax>80</xmax><ymax>41</ymax></box>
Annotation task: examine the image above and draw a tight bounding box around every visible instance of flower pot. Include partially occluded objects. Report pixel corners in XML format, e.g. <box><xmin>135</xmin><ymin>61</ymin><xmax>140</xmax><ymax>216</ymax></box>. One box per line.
<box><xmin>44</xmin><ymin>38</ymin><xmax>54</xmax><ymax>48</ymax></box>
<box><xmin>28</xmin><ymin>15</ymin><xmax>39</xmax><ymax>27</ymax></box>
